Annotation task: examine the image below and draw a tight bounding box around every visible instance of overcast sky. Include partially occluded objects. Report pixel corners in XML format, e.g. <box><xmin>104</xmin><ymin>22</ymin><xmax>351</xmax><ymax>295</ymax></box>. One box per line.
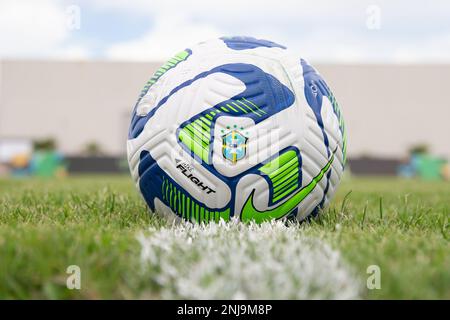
<box><xmin>1</xmin><ymin>0</ymin><xmax>450</xmax><ymax>63</ymax></box>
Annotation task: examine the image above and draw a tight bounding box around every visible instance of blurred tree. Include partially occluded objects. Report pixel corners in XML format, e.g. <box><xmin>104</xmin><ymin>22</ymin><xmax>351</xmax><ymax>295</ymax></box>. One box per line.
<box><xmin>408</xmin><ymin>144</ymin><xmax>429</xmax><ymax>155</ymax></box>
<box><xmin>33</xmin><ymin>138</ymin><xmax>56</xmax><ymax>151</ymax></box>
<box><xmin>83</xmin><ymin>141</ymin><xmax>103</xmax><ymax>156</ymax></box>
<box><xmin>31</xmin><ymin>138</ymin><xmax>65</xmax><ymax>177</ymax></box>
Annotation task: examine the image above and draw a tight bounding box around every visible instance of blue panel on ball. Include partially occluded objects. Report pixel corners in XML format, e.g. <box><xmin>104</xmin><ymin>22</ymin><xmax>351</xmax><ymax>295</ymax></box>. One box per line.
<box><xmin>301</xmin><ymin>59</ymin><xmax>334</xmax><ymax>209</ymax></box>
<box><xmin>134</xmin><ymin>60</ymin><xmax>299</xmax><ymax>221</ymax></box>
<box><xmin>176</xmin><ymin>62</ymin><xmax>295</xmax><ymax>167</ymax></box>
<box><xmin>221</xmin><ymin>36</ymin><xmax>286</xmax><ymax>50</ymax></box>
<box><xmin>137</xmin><ymin>146</ymin><xmax>303</xmax><ymax>221</ymax></box>
<box><xmin>138</xmin><ymin>150</ymin><xmax>230</xmax><ymax>219</ymax></box>
<box><xmin>301</xmin><ymin>58</ymin><xmax>331</xmax><ymax>155</ymax></box>
<box><xmin>137</xmin><ymin>150</ymin><xmax>162</xmax><ymax>212</ymax></box>
<box><xmin>129</xmin><ymin>63</ymin><xmax>295</xmax><ymax>139</ymax></box>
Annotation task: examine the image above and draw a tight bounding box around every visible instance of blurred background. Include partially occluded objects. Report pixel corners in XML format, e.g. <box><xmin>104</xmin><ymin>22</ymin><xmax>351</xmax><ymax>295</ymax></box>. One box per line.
<box><xmin>0</xmin><ymin>0</ymin><xmax>449</xmax><ymax>179</ymax></box>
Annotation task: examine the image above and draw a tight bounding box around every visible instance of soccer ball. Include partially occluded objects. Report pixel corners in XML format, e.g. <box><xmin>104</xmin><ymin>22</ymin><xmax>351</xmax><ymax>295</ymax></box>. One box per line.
<box><xmin>127</xmin><ymin>36</ymin><xmax>346</xmax><ymax>223</ymax></box>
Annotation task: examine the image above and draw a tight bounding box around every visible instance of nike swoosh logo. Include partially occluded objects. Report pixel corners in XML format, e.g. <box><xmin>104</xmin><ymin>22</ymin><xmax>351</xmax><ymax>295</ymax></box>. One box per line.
<box><xmin>240</xmin><ymin>150</ymin><xmax>335</xmax><ymax>223</ymax></box>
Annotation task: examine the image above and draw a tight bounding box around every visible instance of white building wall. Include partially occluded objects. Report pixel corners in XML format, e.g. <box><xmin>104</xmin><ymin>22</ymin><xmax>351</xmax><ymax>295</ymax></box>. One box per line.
<box><xmin>0</xmin><ymin>60</ymin><xmax>159</xmax><ymax>156</ymax></box>
<box><xmin>320</xmin><ymin>64</ymin><xmax>450</xmax><ymax>159</ymax></box>
<box><xmin>0</xmin><ymin>60</ymin><xmax>449</xmax><ymax>159</ymax></box>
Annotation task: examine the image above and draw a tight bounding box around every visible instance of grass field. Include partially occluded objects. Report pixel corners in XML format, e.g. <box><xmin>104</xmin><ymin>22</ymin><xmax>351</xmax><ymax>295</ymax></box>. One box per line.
<box><xmin>0</xmin><ymin>175</ymin><xmax>448</xmax><ymax>299</ymax></box>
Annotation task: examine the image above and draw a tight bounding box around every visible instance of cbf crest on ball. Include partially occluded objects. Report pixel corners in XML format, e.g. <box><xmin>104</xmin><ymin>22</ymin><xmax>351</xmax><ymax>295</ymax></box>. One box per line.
<box><xmin>127</xmin><ymin>36</ymin><xmax>347</xmax><ymax>223</ymax></box>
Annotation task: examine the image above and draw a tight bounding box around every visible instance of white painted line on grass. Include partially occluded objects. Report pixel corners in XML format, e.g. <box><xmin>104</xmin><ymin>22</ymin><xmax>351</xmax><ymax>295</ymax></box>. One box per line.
<box><xmin>138</xmin><ymin>220</ymin><xmax>362</xmax><ymax>299</ymax></box>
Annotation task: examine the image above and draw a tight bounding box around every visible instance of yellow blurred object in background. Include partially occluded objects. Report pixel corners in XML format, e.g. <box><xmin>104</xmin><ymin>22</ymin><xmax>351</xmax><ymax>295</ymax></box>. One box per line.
<box><xmin>10</xmin><ymin>153</ymin><xmax>30</xmax><ymax>169</ymax></box>
<box><xmin>442</xmin><ymin>164</ymin><xmax>450</xmax><ymax>181</ymax></box>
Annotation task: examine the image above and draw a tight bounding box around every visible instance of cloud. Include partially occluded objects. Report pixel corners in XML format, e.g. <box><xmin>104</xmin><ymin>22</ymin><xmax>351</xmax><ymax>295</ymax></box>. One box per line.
<box><xmin>1</xmin><ymin>0</ymin><xmax>450</xmax><ymax>62</ymax></box>
<box><xmin>0</xmin><ymin>0</ymin><xmax>65</xmax><ymax>57</ymax></box>
<box><xmin>98</xmin><ymin>0</ymin><xmax>450</xmax><ymax>62</ymax></box>
<box><xmin>89</xmin><ymin>0</ymin><xmax>362</xmax><ymax>20</ymax></box>
<box><xmin>105</xmin><ymin>14</ymin><xmax>223</xmax><ymax>61</ymax></box>
<box><xmin>100</xmin><ymin>0</ymin><xmax>371</xmax><ymax>62</ymax></box>
<box><xmin>0</xmin><ymin>0</ymin><xmax>90</xmax><ymax>59</ymax></box>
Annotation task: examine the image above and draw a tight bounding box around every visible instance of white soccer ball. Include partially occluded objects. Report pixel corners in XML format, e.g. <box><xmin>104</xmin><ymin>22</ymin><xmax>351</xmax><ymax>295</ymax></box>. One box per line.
<box><xmin>127</xmin><ymin>36</ymin><xmax>347</xmax><ymax>223</ymax></box>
